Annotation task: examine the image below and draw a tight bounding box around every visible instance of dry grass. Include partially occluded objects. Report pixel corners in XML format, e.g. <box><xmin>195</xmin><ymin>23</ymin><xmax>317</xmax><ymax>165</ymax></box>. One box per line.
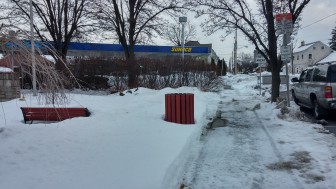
<box><xmin>267</xmin><ymin>151</ymin><xmax>312</xmax><ymax>171</ymax></box>
<box><xmin>267</xmin><ymin>151</ymin><xmax>325</xmax><ymax>183</ymax></box>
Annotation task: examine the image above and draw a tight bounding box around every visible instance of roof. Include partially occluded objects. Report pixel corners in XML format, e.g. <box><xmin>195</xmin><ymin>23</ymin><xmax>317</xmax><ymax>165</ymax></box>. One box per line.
<box><xmin>0</xmin><ymin>66</ymin><xmax>13</xmax><ymax>73</ymax></box>
<box><xmin>317</xmin><ymin>51</ymin><xmax>336</xmax><ymax>64</ymax></box>
<box><xmin>0</xmin><ymin>54</ymin><xmax>20</xmax><ymax>68</ymax></box>
<box><xmin>0</xmin><ymin>54</ymin><xmax>54</xmax><ymax>69</ymax></box>
<box><xmin>185</xmin><ymin>41</ymin><xmax>201</xmax><ymax>46</ymax></box>
<box><xmin>293</xmin><ymin>42</ymin><xmax>317</xmax><ymax>53</ymax></box>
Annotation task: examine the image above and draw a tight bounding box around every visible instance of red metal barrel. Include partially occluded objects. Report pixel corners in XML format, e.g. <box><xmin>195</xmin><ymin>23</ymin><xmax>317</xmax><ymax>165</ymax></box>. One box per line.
<box><xmin>165</xmin><ymin>93</ymin><xmax>194</xmax><ymax>124</ymax></box>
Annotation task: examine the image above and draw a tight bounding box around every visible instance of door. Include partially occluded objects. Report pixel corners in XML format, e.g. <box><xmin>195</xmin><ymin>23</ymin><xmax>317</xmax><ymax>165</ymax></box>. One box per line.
<box><xmin>294</xmin><ymin>69</ymin><xmax>307</xmax><ymax>102</ymax></box>
<box><xmin>301</xmin><ymin>68</ymin><xmax>314</xmax><ymax>105</ymax></box>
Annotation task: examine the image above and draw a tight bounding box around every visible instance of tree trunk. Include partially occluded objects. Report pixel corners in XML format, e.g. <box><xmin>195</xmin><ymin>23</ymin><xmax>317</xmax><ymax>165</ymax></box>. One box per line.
<box><xmin>271</xmin><ymin>59</ymin><xmax>281</xmax><ymax>102</ymax></box>
<box><xmin>265</xmin><ymin>0</ymin><xmax>280</xmax><ymax>102</ymax></box>
<box><xmin>127</xmin><ymin>60</ymin><xmax>137</xmax><ymax>89</ymax></box>
<box><xmin>126</xmin><ymin>47</ymin><xmax>138</xmax><ymax>89</ymax></box>
<box><xmin>55</xmin><ymin>50</ymin><xmax>67</xmax><ymax>72</ymax></box>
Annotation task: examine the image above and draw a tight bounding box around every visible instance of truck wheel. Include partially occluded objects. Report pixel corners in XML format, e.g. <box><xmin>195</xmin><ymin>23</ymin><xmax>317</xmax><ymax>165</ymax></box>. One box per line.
<box><xmin>313</xmin><ymin>99</ymin><xmax>324</xmax><ymax>120</ymax></box>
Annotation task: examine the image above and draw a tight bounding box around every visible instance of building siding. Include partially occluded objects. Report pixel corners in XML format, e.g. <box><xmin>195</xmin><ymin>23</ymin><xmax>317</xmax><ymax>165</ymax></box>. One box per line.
<box><xmin>292</xmin><ymin>41</ymin><xmax>333</xmax><ymax>73</ymax></box>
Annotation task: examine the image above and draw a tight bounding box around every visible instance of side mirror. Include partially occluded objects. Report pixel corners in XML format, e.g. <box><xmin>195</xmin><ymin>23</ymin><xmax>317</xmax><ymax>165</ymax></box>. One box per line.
<box><xmin>291</xmin><ymin>77</ymin><xmax>299</xmax><ymax>82</ymax></box>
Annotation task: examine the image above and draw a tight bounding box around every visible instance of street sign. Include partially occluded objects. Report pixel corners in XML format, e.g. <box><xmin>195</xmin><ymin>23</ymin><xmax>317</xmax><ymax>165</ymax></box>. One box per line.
<box><xmin>281</xmin><ymin>54</ymin><xmax>291</xmax><ymax>62</ymax></box>
<box><xmin>254</xmin><ymin>50</ymin><xmax>267</xmax><ymax>67</ymax></box>
<box><xmin>281</xmin><ymin>45</ymin><xmax>292</xmax><ymax>62</ymax></box>
<box><xmin>275</xmin><ymin>13</ymin><xmax>293</xmax><ymax>35</ymax></box>
<box><xmin>280</xmin><ymin>45</ymin><xmax>291</xmax><ymax>54</ymax></box>
<box><xmin>275</xmin><ymin>13</ymin><xmax>292</xmax><ymax>22</ymax></box>
<box><xmin>256</xmin><ymin>55</ymin><xmax>267</xmax><ymax>67</ymax></box>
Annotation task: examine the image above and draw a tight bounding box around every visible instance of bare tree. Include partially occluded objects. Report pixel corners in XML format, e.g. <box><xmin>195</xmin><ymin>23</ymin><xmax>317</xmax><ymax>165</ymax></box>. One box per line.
<box><xmin>4</xmin><ymin>0</ymin><xmax>95</xmax><ymax>71</ymax></box>
<box><xmin>188</xmin><ymin>0</ymin><xmax>310</xmax><ymax>102</ymax></box>
<box><xmin>0</xmin><ymin>29</ymin><xmax>76</xmax><ymax>105</ymax></box>
<box><xmin>94</xmin><ymin>0</ymin><xmax>184</xmax><ymax>88</ymax></box>
<box><xmin>0</xmin><ymin>3</ymin><xmax>16</xmax><ymax>30</ymax></box>
<box><xmin>162</xmin><ymin>21</ymin><xmax>197</xmax><ymax>46</ymax></box>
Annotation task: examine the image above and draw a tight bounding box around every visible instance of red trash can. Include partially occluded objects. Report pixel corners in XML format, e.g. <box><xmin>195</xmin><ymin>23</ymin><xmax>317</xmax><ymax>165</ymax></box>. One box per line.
<box><xmin>165</xmin><ymin>93</ymin><xmax>194</xmax><ymax>124</ymax></box>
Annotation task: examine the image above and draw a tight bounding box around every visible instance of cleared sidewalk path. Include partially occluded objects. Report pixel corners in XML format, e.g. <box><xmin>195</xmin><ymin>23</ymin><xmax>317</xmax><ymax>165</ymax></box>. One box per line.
<box><xmin>180</xmin><ymin>90</ymin><xmax>305</xmax><ymax>189</ymax></box>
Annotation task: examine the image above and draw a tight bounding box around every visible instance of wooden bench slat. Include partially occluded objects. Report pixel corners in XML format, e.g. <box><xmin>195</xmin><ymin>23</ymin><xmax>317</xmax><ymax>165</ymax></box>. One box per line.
<box><xmin>21</xmin><ymin>107</ymin><xmax>90</xmax><ymax>124</ymax></box>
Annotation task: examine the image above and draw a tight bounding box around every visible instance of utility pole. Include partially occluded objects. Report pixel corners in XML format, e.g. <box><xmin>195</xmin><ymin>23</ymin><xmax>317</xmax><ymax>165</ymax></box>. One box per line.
<box><xmin>234</xmin><ymin>27</ymin><xmax>238</xmax><ymax>75</ymax></box>
<box><xmin>231</xmin><ymin>52</ymin><xmax>233</xmax><ymax>73</ymax></box>
<box><xmin>221</xmin><ymin>58</ymin><xmax>223</xmax><ymax>76</ymax></box>
<box><xmin>276</xmin><ymin>13</ymin><xmax>293</xmax><ymax>107</ymax></box>
<box><xmin>8</xmin><ymin>30</ymin><xmax>15</xmax><ymax>71</ymax></box>
<box><xmin>30</xmin><ymin>0</ymin><xmax>37</xmax><ymax>96</ymax></box>
<box><xmin>179</xmin><ymin>17</ymin><xmax>187</xmax><ymax>63</ymax></box>
<box><xmin>291</xmin><ymin>43</ymin><xmax>294</xmax><ymax>75</ymax></box>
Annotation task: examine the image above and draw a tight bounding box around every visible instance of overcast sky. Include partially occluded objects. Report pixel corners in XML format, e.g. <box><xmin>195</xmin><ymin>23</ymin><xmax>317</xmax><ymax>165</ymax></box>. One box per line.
<box><xmin>175</xmin><ymin>0</ymin><xmax>336</xmax><ymax>63</ymax></box>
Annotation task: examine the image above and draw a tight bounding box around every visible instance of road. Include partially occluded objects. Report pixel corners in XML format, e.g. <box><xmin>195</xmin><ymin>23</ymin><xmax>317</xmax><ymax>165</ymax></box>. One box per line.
<box><xmin>298</xmin><ymin>107</ymin><xmax>336</xmax><ymax>134</ymax></box>
<box><xmin>280</xmin><ymin>91</ymin><xmax>336</xmax><ymax>134</ymax></box>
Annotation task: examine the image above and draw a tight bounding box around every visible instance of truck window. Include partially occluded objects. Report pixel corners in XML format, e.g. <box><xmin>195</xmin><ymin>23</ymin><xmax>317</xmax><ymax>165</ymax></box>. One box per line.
<box><xmin>305</xmin><ymin>69</ymin><xmax>313</xmax><ymax>82</ymax></box>
<box><xmin>312</xmin><ymin>66</ymin><xmax>328</xmax><ymax>82</ymax></box>
<box><xmin>299</xmin><ymin>70</ymin><xmax>307</xmax><ymax>82</ymax></box>
<box><xmin>328</xmin><ymin>65</ymin><xmax>336</xmax><ymax>83</ymax></box>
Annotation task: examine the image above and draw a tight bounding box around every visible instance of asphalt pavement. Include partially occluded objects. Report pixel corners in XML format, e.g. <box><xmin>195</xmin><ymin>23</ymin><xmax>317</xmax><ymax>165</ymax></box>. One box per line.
<box><xmin>280</xmin><ymin>91</ymin><xmax>336</xmax><ymax>135</ymax></box>
<box><xmin>294</xmin><ymin>106</ymin><xmax>336</xmax><ymax>134</ymax></box>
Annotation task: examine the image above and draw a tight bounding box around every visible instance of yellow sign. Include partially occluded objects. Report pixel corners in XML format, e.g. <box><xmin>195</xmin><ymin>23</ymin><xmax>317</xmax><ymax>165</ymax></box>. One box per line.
<box><xmin>171</xmin><ymin>47</ymin><xmax>192</xmax><ymax>53</ymax></box>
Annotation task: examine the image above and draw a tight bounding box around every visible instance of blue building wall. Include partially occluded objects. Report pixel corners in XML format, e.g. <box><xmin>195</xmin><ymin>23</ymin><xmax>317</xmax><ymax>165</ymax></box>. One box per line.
<box><xmin>3</xmin><ymin>41</ymin><xmax>210</xmax><ymax>55</ymax></box>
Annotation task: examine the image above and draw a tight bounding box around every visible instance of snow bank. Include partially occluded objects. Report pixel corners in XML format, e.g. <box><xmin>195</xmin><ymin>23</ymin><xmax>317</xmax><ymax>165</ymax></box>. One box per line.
<box><xmin>0</xmin><ymin>87</ymin><xmax>220</xmax><ymax>189</ymax></box>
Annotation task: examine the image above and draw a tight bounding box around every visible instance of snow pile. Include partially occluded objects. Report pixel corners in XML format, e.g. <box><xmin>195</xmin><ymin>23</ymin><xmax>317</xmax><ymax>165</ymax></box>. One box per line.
<box><xmin>0</xmin><ymin>66</ymin><xmax>13</xmax><ymax>72</ymax></box>
<box><xmin>0</xmin><ymin>87</ymin><xmax>220</xmax><ymax>189</ymax></box>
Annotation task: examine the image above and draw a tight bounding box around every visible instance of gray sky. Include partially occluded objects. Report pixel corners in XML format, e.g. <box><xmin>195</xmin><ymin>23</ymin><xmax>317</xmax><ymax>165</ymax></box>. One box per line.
<box><xmin>175</xmin><ymin>0</ymin><xmax>336</xmax><ymax>63</ymax></box>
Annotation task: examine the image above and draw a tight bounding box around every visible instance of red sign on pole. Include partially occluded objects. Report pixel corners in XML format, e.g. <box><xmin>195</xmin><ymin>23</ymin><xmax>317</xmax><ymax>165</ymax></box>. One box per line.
<box><xmin>275</xmin><ymin>13</ymin><xmax>293</xmax><ymax>23</ymax></box>
<box><xmin>275</xmin><ymin>13</ymin><xmax>293</xmax><ymax>34</ymax></box>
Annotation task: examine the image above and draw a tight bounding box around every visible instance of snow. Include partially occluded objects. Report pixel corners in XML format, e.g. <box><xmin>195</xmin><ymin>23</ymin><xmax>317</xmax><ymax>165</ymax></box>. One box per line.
<box><xmin>0</xmin><ymin>67</ymin><xmax>12</xmax><ymax>73</ymax></box>
<box><xmin>294</xmin><ymin>43</ymin><xmax>314</xmax><ymax>53</ymax></box>
<box><xmin>1</xmin><ymin>74</ymin><xmax>336</xmax><ymax>189</ymax></box>
<box><xmin>318</xmin><ymin>51</ymin><xmax>336</xmax><ymax>64</ymax></box>
<box><xmin>0</xmin><ymin>66</ymin><xmax>13</xmax><ymax>72</ymax></box>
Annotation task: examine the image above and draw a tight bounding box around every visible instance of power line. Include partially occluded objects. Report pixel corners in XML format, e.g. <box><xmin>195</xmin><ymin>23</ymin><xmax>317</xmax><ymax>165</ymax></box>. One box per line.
<box><xmin>300</xmin><ymin>12</ymin><xmax>336</xmax><ymax>30</ymax></box>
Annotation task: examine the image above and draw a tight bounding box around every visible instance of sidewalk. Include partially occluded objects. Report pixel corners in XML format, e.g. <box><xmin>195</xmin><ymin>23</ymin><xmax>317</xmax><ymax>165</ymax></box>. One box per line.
<box><xmin>180</xmin><ymin>91</ymin><xmax>303</xmax><ymax>188</ymax></box>
<box><xmin>177</xmin><ymin>75</ymin><xmax>336</xmax><ymax>189</ymax></box>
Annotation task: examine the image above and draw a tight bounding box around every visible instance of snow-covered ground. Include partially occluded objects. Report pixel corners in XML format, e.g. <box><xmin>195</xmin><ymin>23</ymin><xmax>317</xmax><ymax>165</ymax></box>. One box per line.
<box><xmin>175</xmin><ymin>74</ymin><xmax>336</xmax><ymax>189</ymax></box>
<box><xmin>0</xmin><ymin>73</ymin><xmax>335</xmax><ymax>189</ymax></box>
<box><xmin>0</xmin><ymin>66</ymin><xmax>13</xmax><ymax>72</ymax></box>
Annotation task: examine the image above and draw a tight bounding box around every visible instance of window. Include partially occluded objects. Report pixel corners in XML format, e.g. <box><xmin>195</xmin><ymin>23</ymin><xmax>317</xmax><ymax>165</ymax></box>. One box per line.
<box><xmin>302</xmin><ymin>54</ymin><xmax>304</xmax><ymax>59</ymax></box>
<box><xmin>305</xmin><ymin>69</ymin><xmax>313</xmax><ymax>82</ymax></box>
<box><xmin>328</xmin><ymin>65</ymin><xmax>336</xmax><ymax>82</ymax></box>
<box><xmin>309</xmin><ymin>54</ymin><xmax>312</xmax><ymax>59</ymax></box>
<box><xmin>299</xmin><ymin>70</ymin><xmax>307</xmax><ymax>82</ymax></box>
<box><xmin>321</xmin><ymin>46</ymin><xmax>325</xmax><ymax>50</ymax></box>
<box><xmin>297</xmin><ymin>55</ymin><xmax>299</xmax><ymax>60</ymax></box>
<box><xmin>313</xmin><ymin>46</ymin><xmax>316</xmax><ymax>50</ymax></box>
<box><xmin>312</xmin><ymin>67</ymin><xmax>327</xmax><ymax>82</ymax></box>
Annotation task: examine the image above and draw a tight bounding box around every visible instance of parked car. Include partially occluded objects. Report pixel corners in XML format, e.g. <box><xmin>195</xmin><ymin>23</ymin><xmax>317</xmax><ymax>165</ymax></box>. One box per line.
<box><xmin>291</xmin><ymin>63</ymin><xmax>336</xmax><ymax>119</ymax></box>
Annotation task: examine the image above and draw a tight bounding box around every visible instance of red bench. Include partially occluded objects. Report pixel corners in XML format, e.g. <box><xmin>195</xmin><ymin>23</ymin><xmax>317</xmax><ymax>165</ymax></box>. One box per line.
<box><xmin>21</xmin><ymin>107</ymin><xmax>90</xmax><ymax>124</ymax></box>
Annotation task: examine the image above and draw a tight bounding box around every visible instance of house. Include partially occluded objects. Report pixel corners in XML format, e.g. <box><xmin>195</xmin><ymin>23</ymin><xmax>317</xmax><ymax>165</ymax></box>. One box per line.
<box><xmin>0</xmin><ymin>54</ymin><xmax>54</xmax><ymax>70</ymax></box>
<box><xmin>317</xmin><ymin>51</ymin><xmax>336</xmax><ymax>64</ymax></box>
<box><xmin>292</xmin><ymin>41</ymin><xmax>333</xmax><ymax>73</ymax></box>
<box><xmin>0</xmin><ymin>54</ymin><xmax>54</xmax><ymax>90</ymax></box>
